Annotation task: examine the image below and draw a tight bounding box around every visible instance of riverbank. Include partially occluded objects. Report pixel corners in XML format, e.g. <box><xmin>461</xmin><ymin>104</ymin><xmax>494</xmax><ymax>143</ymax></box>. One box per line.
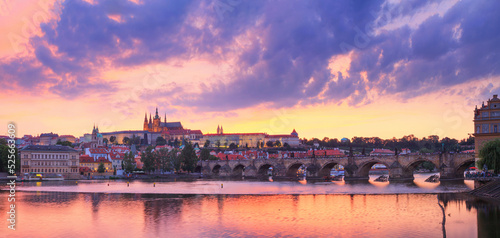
<box><xmin>469</xmin><ymin>180</ymin><xmax>500</xmax><ymax>203</ymax></box>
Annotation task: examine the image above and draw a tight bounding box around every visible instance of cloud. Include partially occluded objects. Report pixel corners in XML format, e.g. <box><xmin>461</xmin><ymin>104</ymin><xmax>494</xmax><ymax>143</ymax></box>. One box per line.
<box><xmin>1</xmin><ymin>0</ymin><xmax>499</xmax><ymax>111</ymax></box>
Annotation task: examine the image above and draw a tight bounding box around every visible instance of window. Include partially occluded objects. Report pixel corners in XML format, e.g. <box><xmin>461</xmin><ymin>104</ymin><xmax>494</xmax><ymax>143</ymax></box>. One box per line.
<box><xmin>482</xmin><ymin>124</ymin><xmax>489</xmax><ymax>133</ymax></box>
<box><xmin>495</xmin><ymin>125</ymin><xmax>498</xmax><ymax>133</ymax></box>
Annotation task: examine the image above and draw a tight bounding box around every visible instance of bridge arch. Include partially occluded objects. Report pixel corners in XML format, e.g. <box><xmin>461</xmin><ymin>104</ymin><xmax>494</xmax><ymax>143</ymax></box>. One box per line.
<box><xmin>454</xmin><ymin>159</ymin><xmax>476</xmax><ymax>178</ymax></box>
<box><xmin>356</xmin><ymin>160</ymin><xmax>390</xmax><ymax>178</ymax></box>
<box><xmin>319</xmin><ymin>162</ymin><xmax>339</xmax><ymax>177</ymax></box>
<box><xmin>232</xmin><ymin>164</ymin><xmax>245</xmax><ymax>176</ymax></box>
<box><xmin>286</xmin><ymin>163</ymin><xmax>305</xmax><ymax>177</ymax></box>
<box><xmin>405</xmin><ymin>158</ymin><xmax>439</xmax><ymax>174</ymax></box>
<box><xmin>257</xmin><ymin>164</ymin><xmax>273</xmax><ymax>176</ymax></box>
<box><xmin>212</xmin><ymin>164</ymin><xmax>221</xmax><ymax>175</ymax></box>
<box><xmin>194</xmin><ymin>165</ymin><xmax>202</xmax><ymax>173</ymax></box>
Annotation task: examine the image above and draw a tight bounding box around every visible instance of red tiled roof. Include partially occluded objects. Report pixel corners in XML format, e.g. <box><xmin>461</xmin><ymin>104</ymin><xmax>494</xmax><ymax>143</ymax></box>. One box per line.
<box><xmin>89</xmin><ymin>148</ymin><xmax>109</xmax><ymax>154</ymax></box>
<box><xmin>96</xmin><ymin>157</ymin><xmax>111</xmax><ymax>163</ymax></box>
<box><xmin>79</xmin><ymin>155</ymin><xmax>94</xmax><ymax>163</ymax></box>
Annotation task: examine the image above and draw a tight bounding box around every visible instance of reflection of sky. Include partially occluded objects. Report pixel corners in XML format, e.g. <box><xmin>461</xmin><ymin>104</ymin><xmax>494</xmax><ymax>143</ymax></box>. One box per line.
<box><xmin>12</xmin><ymin>174</ymin><xmax>473</xmax><ymax>195</ymax></box>
<box><xmin>0</xmin><ymin>191</ymin><xmax>485</xmax><ymax>237</ymax></box>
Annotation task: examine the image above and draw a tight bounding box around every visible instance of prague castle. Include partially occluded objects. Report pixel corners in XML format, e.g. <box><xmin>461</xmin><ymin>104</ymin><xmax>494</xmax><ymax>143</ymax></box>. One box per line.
<box><xmin>143</xmin><ymin>107</ymin><xmax>183</xmax><ymax>132</ymax></box>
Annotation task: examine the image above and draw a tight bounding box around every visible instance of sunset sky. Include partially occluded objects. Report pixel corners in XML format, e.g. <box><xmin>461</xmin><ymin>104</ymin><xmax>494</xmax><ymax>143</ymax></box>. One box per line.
<box><xmin>0</xmin><ymin>0</ymin><xmax>499</xmax><ymax>140</ymax></box>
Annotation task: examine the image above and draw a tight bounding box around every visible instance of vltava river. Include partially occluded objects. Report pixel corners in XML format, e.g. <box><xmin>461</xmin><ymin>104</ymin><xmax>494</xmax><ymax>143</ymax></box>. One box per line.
<box><xmin>1</xmin><ymin>174</ymin><xmax>499</xmax><ymax>237</ymax></box>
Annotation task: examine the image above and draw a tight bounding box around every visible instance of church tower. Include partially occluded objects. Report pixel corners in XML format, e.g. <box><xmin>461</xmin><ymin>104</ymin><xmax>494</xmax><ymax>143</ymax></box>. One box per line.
<box><xmin>153</xmin><ymin>107</ymin><xmax>161</xmax><ymax>132</ymax></box>
<box><xmin>143</xmin><ymin>113</ymin><xmax>148</xmax><ymax>131</ymax></box>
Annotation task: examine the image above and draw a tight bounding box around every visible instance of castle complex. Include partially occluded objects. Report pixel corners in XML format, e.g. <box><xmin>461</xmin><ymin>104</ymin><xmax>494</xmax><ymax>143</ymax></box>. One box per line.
<box><xmin>143</xmin><ymin>107</ymin><xmax>183</xmax><ymax>132</ymax></box>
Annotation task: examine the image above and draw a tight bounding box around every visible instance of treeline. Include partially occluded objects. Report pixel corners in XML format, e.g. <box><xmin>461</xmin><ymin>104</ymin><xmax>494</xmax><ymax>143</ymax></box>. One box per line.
<box><xmin>302</xmin><ymin>135</ymin><xmax>475</xmax><ymax>153</ymax></box>
<box><xmin>140</xmin><ymin>142</ymin><xmax>198</xmax><ymax>174</ymax></box>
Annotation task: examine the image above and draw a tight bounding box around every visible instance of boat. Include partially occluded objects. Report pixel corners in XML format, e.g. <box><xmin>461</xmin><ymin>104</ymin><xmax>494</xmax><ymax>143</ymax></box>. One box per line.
<box><xmin>17</xmin><ymin>172</ymin><xmax>64</xmax><ymax>181</ymax></box>
<box><xmin>374</xmin><ymin>175</ymin><xmax>389</xmax><ymax>182</ymax></box>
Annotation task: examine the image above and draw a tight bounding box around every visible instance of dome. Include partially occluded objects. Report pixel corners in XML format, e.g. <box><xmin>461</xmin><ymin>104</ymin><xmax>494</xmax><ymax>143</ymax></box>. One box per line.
<box><xmin>97</xmin><ymin>133</ymin><xmax>103</xmax><ymax>138</ymax></box>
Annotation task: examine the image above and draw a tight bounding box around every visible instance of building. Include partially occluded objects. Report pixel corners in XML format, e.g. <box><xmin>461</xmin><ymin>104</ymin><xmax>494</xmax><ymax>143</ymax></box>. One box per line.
<box><xmin>20</xmin><ymin>145</ymin><xmax>79</xmax><ymax>178</ymax></box>
<box><xmin>473</xmin><ymin>94</ymin><xmax>500</xmax><ymax>157</ymax></box>
<box><xmin>143</xmin><ymin>108</ymin><xmax>184</xmax><ymax>132</ymax></box>
<box><xmin>39</xmin><ymin>133</ymin><xmax>59</xmax><ymax>145</ymax></box>
<box><xmin>202</xmin><ymin>126</ymin><xmax>300</xmax><ymax>148</ymax></box>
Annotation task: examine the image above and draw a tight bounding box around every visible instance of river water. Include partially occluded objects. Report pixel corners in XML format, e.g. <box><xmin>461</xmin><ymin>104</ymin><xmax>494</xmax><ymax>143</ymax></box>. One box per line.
<box><xmin>1</xmin><ymin>173</ymin><xmax>499</xmax><ymax>237</ymax></box>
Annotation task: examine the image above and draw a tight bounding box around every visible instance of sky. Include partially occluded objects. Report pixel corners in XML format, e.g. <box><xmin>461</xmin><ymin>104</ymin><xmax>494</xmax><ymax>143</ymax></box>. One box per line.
<box><xmin>0</xmin><ymin>0</ymin><xmax>499</xmax><ymax>140</ymax></box>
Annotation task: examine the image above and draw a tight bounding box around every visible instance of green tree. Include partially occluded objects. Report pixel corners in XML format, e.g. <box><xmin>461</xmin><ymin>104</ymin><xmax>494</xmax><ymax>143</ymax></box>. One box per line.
<box><xmin>0</xmin><ymin>139</ymin><xmax>20</xmax><ymax>174</ymax></box>
<box><xmin>209</xmin><ymin>155</ymin><xmax>219</xmax><ymax>160</ymax></box>
<box><xmin>56</xmin><ymin>140</ymin><xmax>73</xmax><ymax>147</ymax></box>
<box><xmin>266</xmin><ymin>141</ymin><xmax>274</xmax><ymax>147</ymax></box>
<box><xmin>170</xmin><ymin>149</ymin><xmax>182</xmax><ymax>172</ymax></box>
<box><xmin>215</xmin><ymin>140</ymin><xmax>221</xmax><ymax>148</ymax></box>
<box><xmin>123</xmin><ymin>137</ymin><xmax>131</xmax><ymax>145</ymax></box>
<box><xmin>156</xmin><ymin>136</ymin><xmax>166</xmax><ymax>146</ymax></box>
<box><xmin>204</xmin><ymin>140</ymin><xmax>211</xmax><ymax>148</ymax></box>
<box><xmin>123</xmin><ymin>152</ymin><xmax>136</xmax><ymax>173</ymax></box>
<box><xmin>181</xmin><ymin>142</ymin><xmax>198</xmax><ymax>172</ymax></box>
<box><xmin>229</xmin><ymin>143</ymin><xmax>237</xmax><ymax>150</ymax></box>
<box><xmin>275</xmin><ymin>140</ymin><xmax>281</xmax><ymax>147</ymax></box>
<box><xmin>97</xmin><ymin>162</ymin><xmax>105</xmax><ymax>173</ymax></box>
<box><xmin>200</xmin><ymin>148</ymin><xmax>211</xmax><ymax>161</ymax></box>
<box><xmin>477</xmin><ymin>139</ymin><xmax>500</xmax><ymax>174</ymax></box>
<box><xmin>109</xmin><ymin>136</ymin><xmax>116</xmax><ymax>143</ymax></box>
<box><xmin>283</xmin><ymin>142</ymin><xmax>290</xmax><ymax>149</ymax></box>
<box><xmin>141</xmin><ymin>145</ymin><xmax>156</xmax><ymax>173</ymax></box>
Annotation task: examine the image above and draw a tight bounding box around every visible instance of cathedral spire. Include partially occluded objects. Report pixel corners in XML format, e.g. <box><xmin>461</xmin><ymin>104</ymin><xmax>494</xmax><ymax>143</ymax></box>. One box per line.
<box><xmin>149</xmin><ymin>114</ymin><xmax>152</xmax><ymax>124</ymax></box>
<box><xmin>144</xmin><ymin>112</ymin><xmax>148</xmax><ymax>122</ymax></box>
<box><xmin>217</xmin><ymin>125</ymin><xmax>220</xmax><ymax>134</ymax></box>
<box><xmin>164</xmin><ymin>113</ymin><xmax>167</xmax><ymax>123</ymax></box>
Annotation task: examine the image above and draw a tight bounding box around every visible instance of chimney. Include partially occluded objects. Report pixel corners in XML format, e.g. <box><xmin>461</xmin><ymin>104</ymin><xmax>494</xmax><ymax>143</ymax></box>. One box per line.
<box><xmin>494</xmin><ymin>94</ymin><xmax>498</xmax><ymax>99</ymax></box>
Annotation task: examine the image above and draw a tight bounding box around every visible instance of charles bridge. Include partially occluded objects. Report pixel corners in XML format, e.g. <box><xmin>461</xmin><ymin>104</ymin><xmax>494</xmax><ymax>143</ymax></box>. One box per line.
<box><xmin>196</xmin><ymin>153</ymin><xmax>476</xmax><ymax>181</ymax></box>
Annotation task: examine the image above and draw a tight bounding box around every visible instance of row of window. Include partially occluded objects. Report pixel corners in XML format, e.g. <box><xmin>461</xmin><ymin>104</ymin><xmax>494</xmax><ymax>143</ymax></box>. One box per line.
<box><xmin>21</xmin><ymin>168</ymin><xmax>77</xmax><ymax>173</ymax></box>
<box><xmin>476</xmin><ymin>124</ymin><xmax>499</xmax><ymax>133</ymax></box>
<box><xmin>25</xmin><ymin>153</ymin><xmax>77</xmax><ymax>160</ymax></box>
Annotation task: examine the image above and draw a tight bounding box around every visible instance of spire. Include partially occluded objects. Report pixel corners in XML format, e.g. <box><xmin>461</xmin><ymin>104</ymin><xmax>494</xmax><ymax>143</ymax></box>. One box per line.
<box><xmin>144</xmin><ymin>112</ymin><xmax>148</xmax><ymax>122</ymax></box>
<box><xmin>217</xmin><ymin>125</ymin><xmax>220</xmax><ymax>134</ymax></box>
<box><xmin>164</xmin><ymin>113</ymin><xmax>167</xmax><ymax>123</ymax></box>
<box><xmin>221</xmin><ymin>125</ymin><xmax>223</xmax><ymax>134</ymax></box>
<box><xmin>149</xmin><ymin>114</ymin><xmax>152</xmax><ymax>124</ymax></box>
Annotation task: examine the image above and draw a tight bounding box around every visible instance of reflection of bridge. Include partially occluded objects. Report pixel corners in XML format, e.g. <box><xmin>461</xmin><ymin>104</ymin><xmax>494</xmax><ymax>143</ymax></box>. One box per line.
<box><xmin>196</xmin><ymin>153</ymin><xmax>475</xmax><ymax>181</ymax></box>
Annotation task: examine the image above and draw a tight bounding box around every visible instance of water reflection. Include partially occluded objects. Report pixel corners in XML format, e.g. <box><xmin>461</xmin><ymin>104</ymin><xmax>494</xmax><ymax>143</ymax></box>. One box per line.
<box><xmin>1</xmin><ymin>191</ymin><xmax>499</xmax><ymax>237</ymax></box>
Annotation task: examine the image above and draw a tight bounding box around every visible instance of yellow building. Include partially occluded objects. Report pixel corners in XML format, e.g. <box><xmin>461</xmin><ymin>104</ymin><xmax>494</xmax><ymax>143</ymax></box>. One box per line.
<box><xmin>473</xmin><ymin>94</ymin><xmax>500</xmax><ymax>157</ymax></box>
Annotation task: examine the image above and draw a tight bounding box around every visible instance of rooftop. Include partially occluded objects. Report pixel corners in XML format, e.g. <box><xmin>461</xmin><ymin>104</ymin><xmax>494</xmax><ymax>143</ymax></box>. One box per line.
<box><xmin>21</xmin><ymin>145</ymin><xmax>78</xmax><ymax>152</ymax></box>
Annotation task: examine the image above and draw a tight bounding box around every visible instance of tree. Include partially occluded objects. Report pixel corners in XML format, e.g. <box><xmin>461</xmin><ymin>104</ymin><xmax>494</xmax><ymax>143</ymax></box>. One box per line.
<box><xmin>200</xmin><ymin>148</ymin><xmax>211</xmax><ymax>161</ymax></box>
<box><xmin>266</xmin><ymin>141</ymin><xmax>274</xmax><ymax>147</ymax></box>
<box><xmin>103</xmin><ymin>138</ymin><xmax>108</xmax><ymax>145</ymax></box>
<box><xmin>56</xmin><ymin>140</ymin><xmax>73</xmax><ymax>148</ymax></box>
<box><xmin>0</xmin><ymin>139</ymin><xmax>20</xmax><ymax>173</ymax></box>
<box><xmin>215</xmin><ymin>140</ymin><xmax>221</xmax><ymax>148</ymax></box>
<box><xmin>123</xmin><ymin>152</ymin><xmax>136</xmax><ymax>173</ymax></box>
<box><xmin>275</xmin><ymin>140</ymin><xmax>282</xmax><ymax>147</ymax></box>
<box><xmin>97</xmin><ymin>162</ymin><xmax>105</xmax><ymax>173</ymax></box>
<box><xmin>156</xmin><ymin>136</ymin><xmax>167</xmax><ymax>146</ymax></box>
<box><xmin>181</xmin><ymin>142</ymin><xmax>198</xmax><ymax>173</ymax></box>
<box><xmin>260</xmin><ymin>142</ymin><xmax>264</xmax><ymax>148</ymax></box>
<box><xmin>229</xmin><ymin>143</ymin><xmax>237</xmax><ymax>150</ymax></box>
<box><xmin>173</xmin><ymin>138</ymin><xmax>180</xmax><ymax>148</ymax></box>
<box><xmin>204</xmin><ymin>140</ymin><xmax>211</xmax><ymax>148</ymax></box>
<box><xmin>109</xmin><ymin>136</ymin><xmax>116</xmax><ymax>143</ymax></box>
<box><xmin>169</xmin><ymin>149</ymin><xmax>182</xmax><ymax>172</ymax></box>
<box><xmin>256</xmin><ymin>141</ymin><xmax>260</xmax><ymax>149</ymax></box>
<box><xmin>123</xmin><ymin>137</ymin><xmax>131</xmax><ymax>145</ymax></box>
<box><xmin>141</xmin><ymin>145</ymin><xmax>156</xmax><ymax>173</ymax></box>
<box><xmin>283</xmin><ymin>142</ymin><xmax>290</xmax><ymax>149</ymax></box>
<box><xmin>478</xmin><ymin>139</ymin><xmax>500</xmax><ymax>174</ymax></box>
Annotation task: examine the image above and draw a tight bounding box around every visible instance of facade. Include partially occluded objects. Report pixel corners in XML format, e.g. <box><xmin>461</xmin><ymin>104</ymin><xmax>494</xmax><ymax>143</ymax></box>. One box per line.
<box><xmin>39</xmin><ymin>132</ymin><xmax>59</xmax><ymax>145</ymax></box>
<box><xmin>473</xmin><ymin>94</ymin><xmax>500</xmax><ymax>157</ymax></box>
<box><xmin>20</xmin><ymin>145</ymin><xmax>79</xmax><ymax>177</ymax></box>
